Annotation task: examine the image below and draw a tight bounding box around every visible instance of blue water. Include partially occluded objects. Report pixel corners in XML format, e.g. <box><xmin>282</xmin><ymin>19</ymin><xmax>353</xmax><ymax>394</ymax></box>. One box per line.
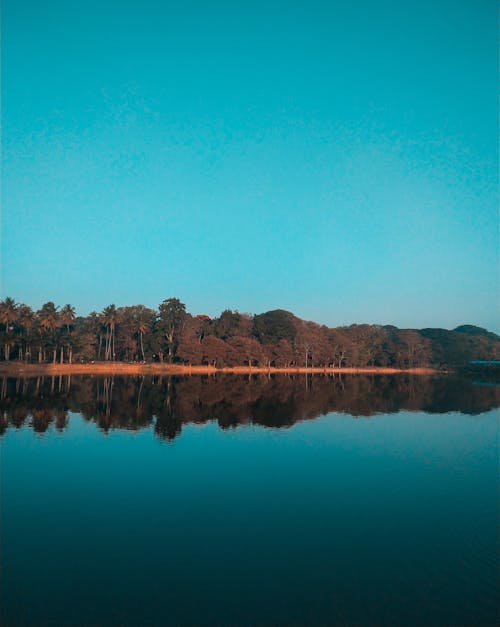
<box><xmin>1</xmin><ymin>377</ymin><xmax>499</xmax><ymax>626</ymax></box>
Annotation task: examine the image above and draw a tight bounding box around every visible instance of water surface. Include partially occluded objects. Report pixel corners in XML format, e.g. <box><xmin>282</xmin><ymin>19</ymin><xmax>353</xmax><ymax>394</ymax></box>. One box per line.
<box><xmin>1</xmin><ymin>375</ymin><xmax>499</xmax><ymax>626</ymax></box>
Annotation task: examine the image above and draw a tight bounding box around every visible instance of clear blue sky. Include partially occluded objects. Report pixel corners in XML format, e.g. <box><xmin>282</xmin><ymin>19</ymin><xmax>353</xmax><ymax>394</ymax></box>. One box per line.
<box><xmin>2</xmin><ymin>0</ymin><xmax>498</xmax><ymax>330</ymax></box>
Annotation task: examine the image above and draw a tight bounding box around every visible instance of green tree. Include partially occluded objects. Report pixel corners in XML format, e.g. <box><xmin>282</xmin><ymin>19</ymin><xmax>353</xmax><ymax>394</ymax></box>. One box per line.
<box><xmin>0</xmin><ymin>297</ymin><xmax>18</xmax><ymax>360</ymax></box>
<box><xmin>114</xmin><ymin>305</ymin><xmax>155</xmax><ymax>361</ymax></box>
<box><xmin>37</xmin><ymin>302</ymin><xmax>60</xmax><ymax>363</ymax></box>
<box><xmin>100</xmin><ymin>305</ymin><xmax>121</xmax><ymax>361</ymax></box>
<box><xmin>158</xmin><ymin>298</ymin><xmax>186</xmax><ymax>362</ymax></box>
<box><xmin>59</xmin><ymin>304</ymin><xmax>76</xmax><ymax>363</ymax></box>
<box><xmin>214</xmin><ymin>309</ymin><xmax>242</xmax><ymax>340</ymax></box>
<box><xmin>253</xmin><ymin>310</ymin><xmax>297</xmax><ymax>345</ymax></box>
<box><xmin>134</xmin><ymin>306</ymin><xmax>154</xmax><ymax>362</ymax></box>
<box><xmin>16</xmin><ymin>304</ymin><xmax>35</xmax><ymax>361</ymax></box>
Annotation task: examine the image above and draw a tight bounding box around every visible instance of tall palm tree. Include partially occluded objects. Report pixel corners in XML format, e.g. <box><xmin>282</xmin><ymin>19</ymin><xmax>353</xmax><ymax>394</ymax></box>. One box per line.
<box><xmin>134</xmin><ymin>305</ymin><xmax>153</xmax><ymax>362</ymax></box>
<box><xmin>59</xmin><ymin>304</ymin><xmax>76</xmax><ymax>363</ymax></box>
<box><xmin>37</xmin><ymin>302</ymin><xmax>60</xmax><ymax>363</ymax></box>
<box><xmin>100</xmin><ymin>305</ymin><xmax>120</xmax><ymax>361</ymax></box>
<box><xmin>137</xmin><ymin>319</ymin><xmax>149</xmax><ymax>362</ymax></box>
<box><xmin>17</xmin><ymin>304</ymin><xmax>35</xmax><ymax>361</ymax></box>
<box><xmin>158</xmin><ymin>298</ymin><xmax>186</xmax><ymax>362</ymax></box>
<box><xmin>86</xmin><ymin>312</ymin><xmax>103</xmax><ymax>360</ymax></box>
<box><xmin>60</xmin><ymin>304</ymin><xmax>76</xmax><ymax>332</ymax></box>
<box><xmin>0</xmin><ymin>297</ymin><xmax>18</xmax><ymax>360</ymax></box>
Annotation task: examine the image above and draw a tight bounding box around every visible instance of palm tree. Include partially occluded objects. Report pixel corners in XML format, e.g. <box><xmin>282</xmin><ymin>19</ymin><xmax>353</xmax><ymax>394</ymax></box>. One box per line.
<box><xmin>100</xmin><ymin>305</ymin><xmax>120</xmax><ymax>361</ymax></box>
<box><xmin>17</xmin><ymin>304</ymin><xmax>35</xmax><ymax>361</ymax></box>
<box><xmin>59</xmin><ymin>304</ymin><xmax>76</xmax><ymax>363</ymax></box>
<box><xmin>158</xmin><ymin>298</ymin><xmax>186</xmax><ymax>362</ymax></box>
<box><xmin>0</xmin><ymin>297</ymin><xmax>18</xmax><ymax>360</ymax></box>
<box><xmin>37</xmin><ymin>302</ymin><xmax>60</xmax><ymax>363</ymax></box>
<box><xmin>137</xmin><ymin>319</ymin><xmax>149</xmax><ymax>362</ymax></box>
<box><xmin>134</xmin><ymin>306</ymin><xmax>153</xmax><ymax>362</ymax></box>
<box><xmin>60</xmin><ymin>304</ymin><xmax>76</xmax><ymax>332</ymax></box>
<box><xmin>85</xmin><ymin>312</ymin><xmax>103</xmax><ymax>360</ymax></box>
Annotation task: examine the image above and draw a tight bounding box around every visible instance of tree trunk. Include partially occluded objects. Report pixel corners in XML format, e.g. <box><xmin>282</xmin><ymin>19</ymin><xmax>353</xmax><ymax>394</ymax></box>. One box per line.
<box><xmin>167</xmin><ymin>331</ymin><xmax>174</xmax><ymax>362</ymax></box>
<box><xmin>60</xmin><ymin>347</ymin><xmax>64</xmax><ymax>364</ymax></box>
<box><xmin>53</xmin><ymin>347</ymin><xmax>57</xmax><ymax>363</ymax></box>
<box><xmin>140</xmin><ymin>332</ymin><xmax>145</xmax><ymax>361</ymax></box>
<box><xmin>69</xmin><ymin>347</ymin><xmax>73</xmax><ymax>364</ymax></box>
<box><xmin>105</xmin><ymin>329</ymin><xmax>110</xmax><ymax>360</ymax></box>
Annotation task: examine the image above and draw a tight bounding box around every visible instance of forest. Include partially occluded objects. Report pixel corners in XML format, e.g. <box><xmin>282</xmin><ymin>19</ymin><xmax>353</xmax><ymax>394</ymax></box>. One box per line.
<box><xmin>0</xmin><ymin>296</ymin><xmax>499</xmax><ymax>368</ymax></box>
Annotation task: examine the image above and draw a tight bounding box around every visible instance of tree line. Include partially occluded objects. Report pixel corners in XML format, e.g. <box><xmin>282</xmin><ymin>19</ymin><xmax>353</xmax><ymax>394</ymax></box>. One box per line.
<box><xmin>0</xmin><ymin>296</ymin><xmax>499</xmax><ymax>367</ymax></box>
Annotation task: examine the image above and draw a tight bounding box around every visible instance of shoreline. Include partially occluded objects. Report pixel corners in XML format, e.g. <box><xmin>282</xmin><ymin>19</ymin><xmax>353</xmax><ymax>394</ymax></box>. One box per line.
<box><xmin>0</xmin><ymin>362</ymin><xmax>439</xmax><ymax>377</ymax></box>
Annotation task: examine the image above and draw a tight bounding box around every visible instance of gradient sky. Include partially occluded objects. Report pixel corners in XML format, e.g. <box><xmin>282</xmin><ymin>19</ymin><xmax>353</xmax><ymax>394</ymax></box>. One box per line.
<box><xmin>1</xmin><ymin>0</ymin><xmax>498</xmax><ymax>330</ymax></box>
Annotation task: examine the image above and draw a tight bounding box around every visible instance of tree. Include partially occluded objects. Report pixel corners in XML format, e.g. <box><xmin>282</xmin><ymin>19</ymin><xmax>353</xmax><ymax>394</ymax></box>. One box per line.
<box><xmin>253</xmin><ymin>310</ymin><xmax>297</xmax><ymax>345</ymax></box>
<box><xmin>117</xmin><ymin>305</ymin><xmax>155</xmax><ymax>361</ymax></box>
<box><xmin>177</xmin><ymin>315</ymin><xmax>205</xmax><ymax>363</ymax></box>
<box><xmin>136</xmin><ymin>311</ymin><xmax>151</xmax><ymax>362</ymax></box>
<box><xmin>227</xmin><ymin>336</ymin><xmax>264</xmax><ymax>367</ymax></box>
<box><xmin>37</xmin><ymin>302</ymin><xmax>60</xmax><ymax>363</ymax></box>
<box><xmin>100</xmin><ymin>305</ymin><xmax>121</xmax><ymax>361</ymax></box>
<box><xmin>84</xmin><ymin>312</ymin><xmax>102</xmax><ymax>360</ymax></box>
<box><xmin>158</xmin><ymin>298</ymin><xmax>186</xmax><ymax>362</ymax></box>
<box><xmin>200</xmin><ymin>335</ymin><xmax>228</xmax><ymax>366</ymax></box>
<box><xmin>0</xmin><ymin>297</ymin><xmax>18</xmax><ymax>360</ymax></box>
<box><xmin>59</xmin><ymin>304</ymin><xmax>76</xmax><ymax>363</ymax></box>
<box><xmin>16</xmin><ymin>304</ymin><xmax>35</xmax><ymax>361</ymax></box>
<box><xmin>214</xmin><ymin>310</ymin><xmax>242</xmax><ymax>340</ymax></box>
<box><xmin>60</xmin><ymin>304</ymin><xmax>76</xmax><ymax>332</ymax></box>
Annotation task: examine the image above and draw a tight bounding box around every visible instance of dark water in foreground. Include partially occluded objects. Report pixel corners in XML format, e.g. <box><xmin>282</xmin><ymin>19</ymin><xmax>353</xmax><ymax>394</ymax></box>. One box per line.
<box><xmin>1</xmin><ymin>374</ymin><xmax>499</xmax><ymax>626</ymax></box>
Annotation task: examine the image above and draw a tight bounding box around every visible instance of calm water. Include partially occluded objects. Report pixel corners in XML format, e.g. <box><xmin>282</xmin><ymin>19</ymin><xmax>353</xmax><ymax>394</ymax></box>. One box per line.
<box><xmin>1</xmin><ymin>374</ymin><xmax>499</xmax><ymax>626</ymax></box>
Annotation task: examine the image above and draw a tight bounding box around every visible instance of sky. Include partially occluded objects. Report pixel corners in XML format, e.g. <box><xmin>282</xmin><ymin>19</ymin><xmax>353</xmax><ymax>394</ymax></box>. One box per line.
<box><xmin>1</xmin><ymin>0</ymin><xmax>498</xmax><ymax>331</ymax></box>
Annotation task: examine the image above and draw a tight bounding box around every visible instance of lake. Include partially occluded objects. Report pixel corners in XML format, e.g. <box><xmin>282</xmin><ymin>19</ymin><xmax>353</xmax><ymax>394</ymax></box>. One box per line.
<box><xmin>1</xmin><ymin>374</ymin><xmax>499</xmax><ymax>626</ymax></box>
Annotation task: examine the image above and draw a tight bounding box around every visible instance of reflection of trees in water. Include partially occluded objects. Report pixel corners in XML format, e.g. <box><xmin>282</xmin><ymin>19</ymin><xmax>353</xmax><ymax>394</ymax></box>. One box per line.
<box><xmin>1</xmin><ymin>374</ymin><xmax>499</xmax><ymax>441</ymax></box>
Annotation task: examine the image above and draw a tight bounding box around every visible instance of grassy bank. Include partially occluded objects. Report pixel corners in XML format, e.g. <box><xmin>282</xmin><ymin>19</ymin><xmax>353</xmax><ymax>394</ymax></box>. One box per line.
<box><xmin>0</xmin><ymin>362</ymin><xmax>438</xmax><ymax>376</ymax></box>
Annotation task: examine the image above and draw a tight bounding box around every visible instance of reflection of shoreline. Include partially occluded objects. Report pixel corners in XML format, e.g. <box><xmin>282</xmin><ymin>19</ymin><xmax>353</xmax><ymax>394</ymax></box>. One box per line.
<box><xmin>0</xmin><ymin>363</ymin><xmax>439</xmax><ymax>376</ymax></box>
<box><xmin>1</xmin><ymin>373</ymin><xmax>499</xmax><ymax>442</ymax></box>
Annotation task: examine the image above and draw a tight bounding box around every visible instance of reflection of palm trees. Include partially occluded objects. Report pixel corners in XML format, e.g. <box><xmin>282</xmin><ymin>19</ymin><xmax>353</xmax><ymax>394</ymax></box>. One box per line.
<box><xmin>1</xmin><ymin>375</ymin><xmax>499</xmax><ymax>441</ymax></box>
<box><xmin>101</xmin><ymin>377</ymin><xmax>114</xmax><ymax>417</ymax></box>
<box><xmin>31</xmin><ymin>408</ymin><xmax>56</xmax><ymax>433</ymax></box>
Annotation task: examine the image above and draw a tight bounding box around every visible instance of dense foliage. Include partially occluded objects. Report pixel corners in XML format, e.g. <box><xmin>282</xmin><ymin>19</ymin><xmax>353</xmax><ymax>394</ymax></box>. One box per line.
<box><xmin>0</xmin><ymin>296</ymin><xmax>498</xmax><ymax>367</ymax></box>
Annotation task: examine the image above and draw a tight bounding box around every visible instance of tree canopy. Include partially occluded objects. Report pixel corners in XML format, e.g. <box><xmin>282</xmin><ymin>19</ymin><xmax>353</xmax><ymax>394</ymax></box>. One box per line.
<box><xmin>0</xmin><ymin>296</ymin><xmax>498</xmax><ymax>367</ymax></box>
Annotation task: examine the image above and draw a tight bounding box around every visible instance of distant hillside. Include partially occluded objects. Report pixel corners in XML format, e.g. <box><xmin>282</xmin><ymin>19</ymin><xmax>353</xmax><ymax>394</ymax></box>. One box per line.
<box><xmin>420</xmin><ymin>327</ymin><xmax>500</xmax><ymax>367</ymax></box>
<box><xmin>454</xmin><ymin>325</ymin><xmax>500</xmax><ymax>341</ymax></box>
